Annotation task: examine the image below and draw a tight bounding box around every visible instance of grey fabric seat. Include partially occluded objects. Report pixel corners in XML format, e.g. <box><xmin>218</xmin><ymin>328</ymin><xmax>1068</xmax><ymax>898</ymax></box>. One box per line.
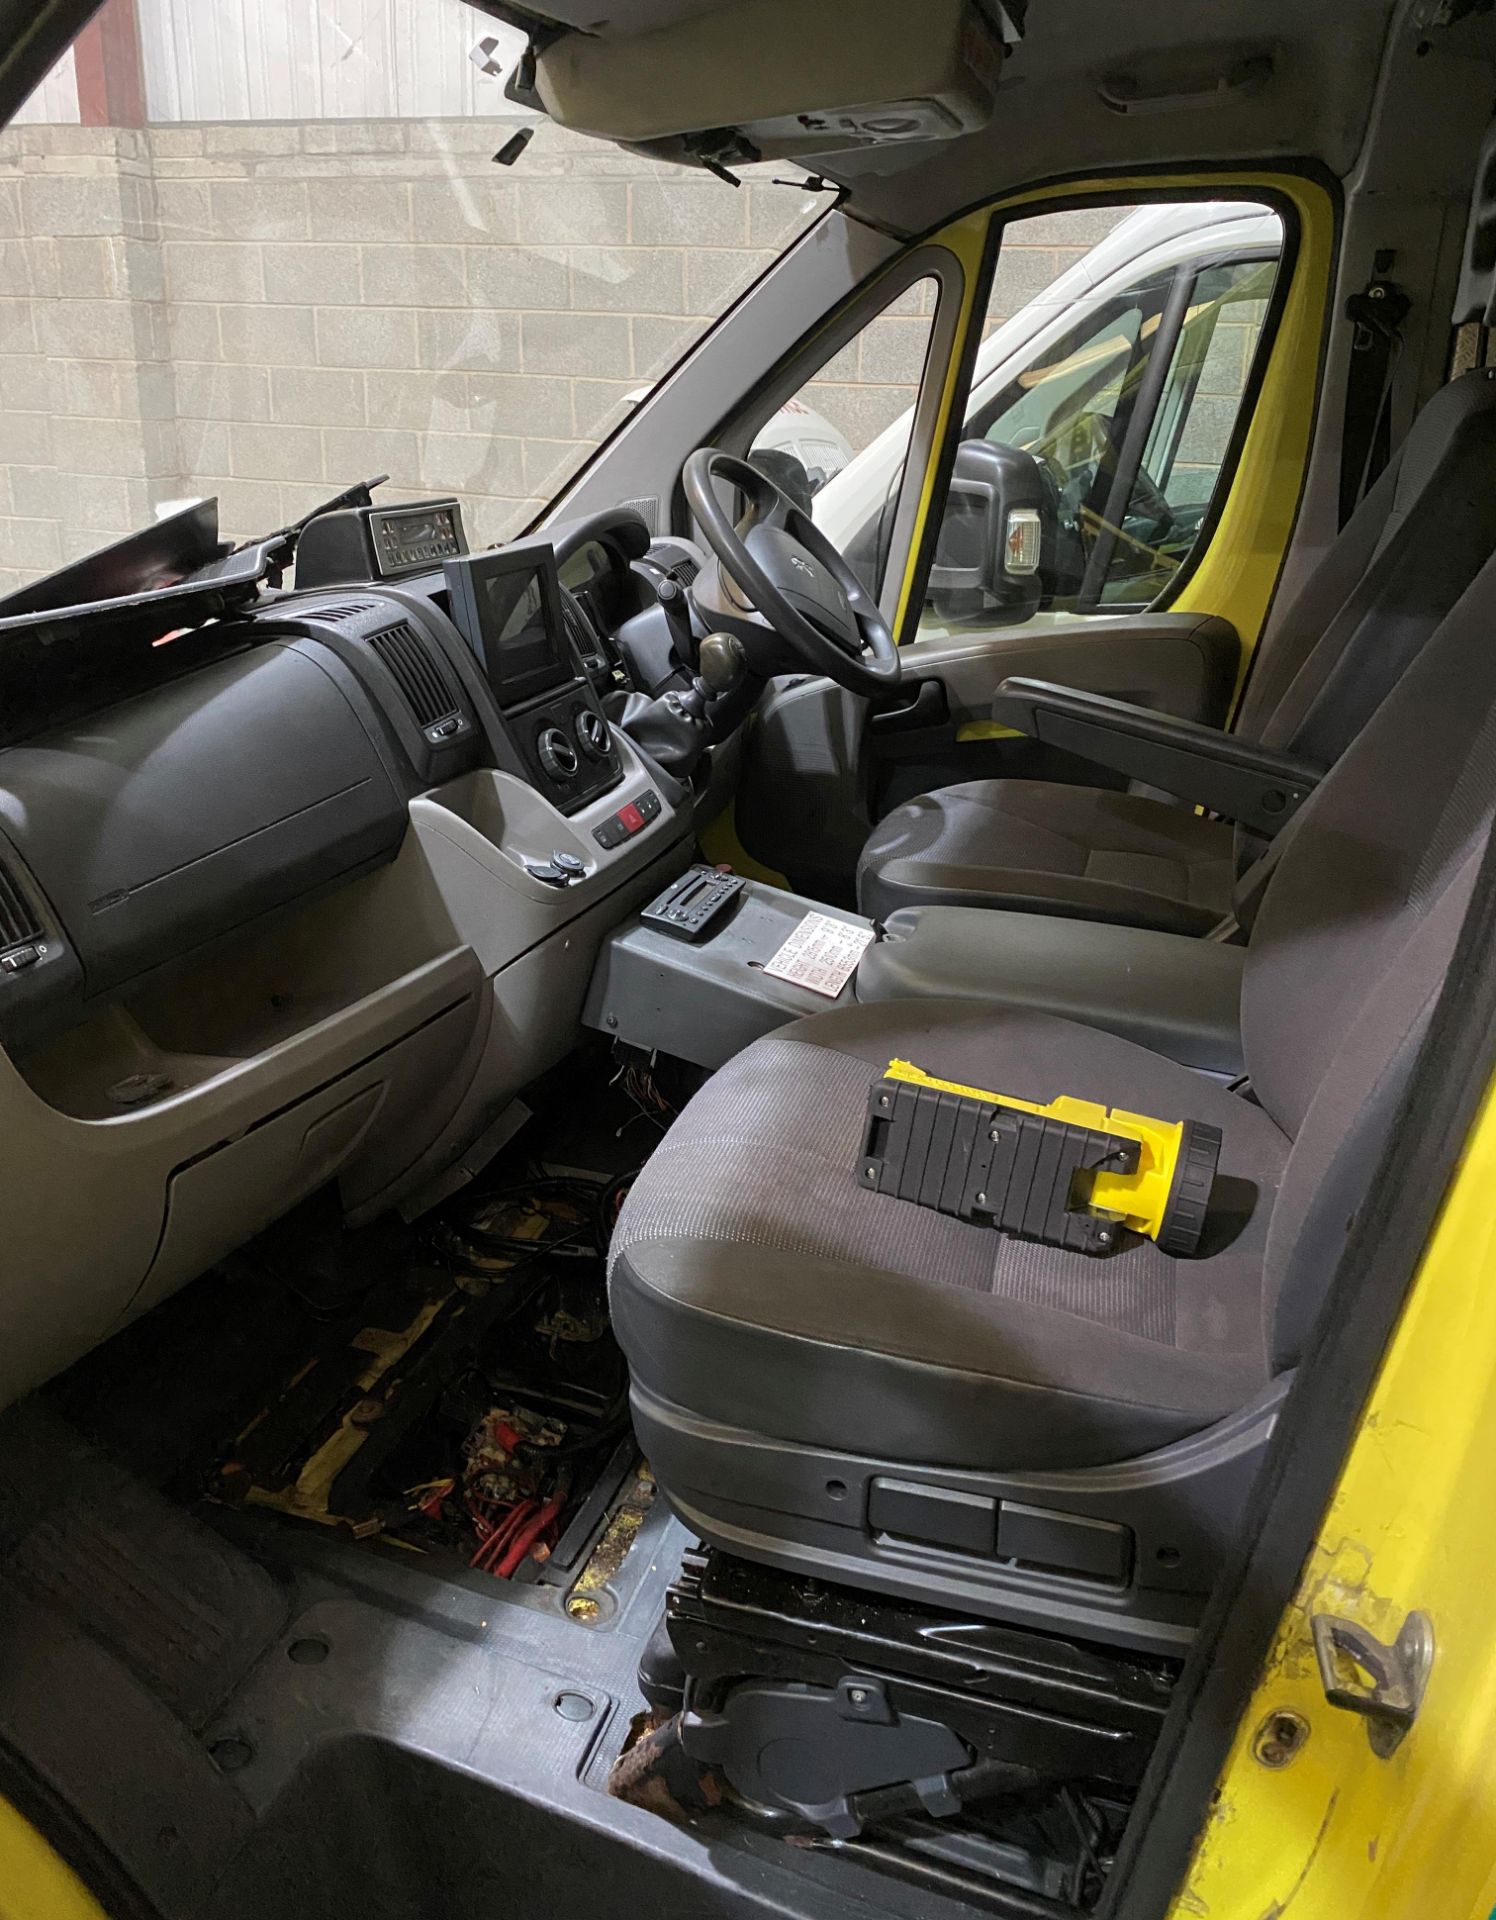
<box><xmin>859</xmin><ymin>367</ymin><xmax>1496</xmax><ymax>932</ymax></box>
<box><xmin>611</xmin><ymin>1003</ymin><xmax>1287</xmax><ymax>1469</ymax></box>
<box><xmin>857</xmin><ymin>781</ymin><xmax>1237</xmax><ymax>936</ymax></box>
<box><xmin>612</xmin><ymin>545</ymin><xmax>1496</xmax><ymax>1632</ymax></box>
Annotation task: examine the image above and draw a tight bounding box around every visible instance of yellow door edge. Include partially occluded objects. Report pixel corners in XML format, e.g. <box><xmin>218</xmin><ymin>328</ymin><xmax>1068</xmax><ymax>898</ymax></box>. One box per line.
<box><xmin>1170</xmin><ymin>1066</ymin><xmax>1496</xmax><ymax>1920</ymax></box>
<box><xmin>0</xmin><ymin>1797</ymin><xmax>109</xmax><ymax>1920</ymax></box>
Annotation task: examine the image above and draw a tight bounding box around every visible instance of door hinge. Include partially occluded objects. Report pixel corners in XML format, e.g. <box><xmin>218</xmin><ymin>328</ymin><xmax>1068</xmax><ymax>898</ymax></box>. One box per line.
<box><xmin>1310</xmin><ymin>1608</ymin><xmax>1434</xmax><ymax>1757</ymax></box>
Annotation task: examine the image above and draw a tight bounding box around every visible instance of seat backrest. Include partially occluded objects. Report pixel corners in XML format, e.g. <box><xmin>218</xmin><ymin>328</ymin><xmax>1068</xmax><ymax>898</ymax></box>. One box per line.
<box><xmin>1241</xmin><ymin>548</ymin><xmax>1496</xmax><ymax>1370</ymax></box>
<box><xmin>1236</xmin><ymin>369</ymin><xmax>1496</xmax><ymax>767</ymax></box>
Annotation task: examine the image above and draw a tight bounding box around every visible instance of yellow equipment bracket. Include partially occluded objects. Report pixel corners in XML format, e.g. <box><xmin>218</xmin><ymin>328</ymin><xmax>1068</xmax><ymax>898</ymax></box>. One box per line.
<box><xmin>883</xmin><ymin>1058</ymin><xmax>1195</xmax><ymax>1245</ymax></box>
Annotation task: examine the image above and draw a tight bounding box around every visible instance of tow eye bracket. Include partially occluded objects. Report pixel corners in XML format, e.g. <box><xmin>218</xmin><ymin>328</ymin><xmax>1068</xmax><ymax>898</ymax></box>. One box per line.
<box><xmin>1310</xmin><ymin>1608</ymin><xmax>1434</xmax><ymax>1757</ymax></box>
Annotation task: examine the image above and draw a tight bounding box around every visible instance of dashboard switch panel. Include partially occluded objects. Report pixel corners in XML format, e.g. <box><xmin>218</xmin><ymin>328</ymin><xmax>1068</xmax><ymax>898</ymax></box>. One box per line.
<box><xmin>593</xmin><ymin>788</ymin><xmax>661</xmax><ymax>850</ymax></box>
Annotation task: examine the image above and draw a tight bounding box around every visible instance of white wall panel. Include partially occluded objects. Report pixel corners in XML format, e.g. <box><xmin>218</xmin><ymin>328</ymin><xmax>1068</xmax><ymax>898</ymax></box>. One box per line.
<box><xmin>11</xmin><ymin>45</ymin><xmax>80</xmax><ymax>124</ymax></box>
<box><xmin>137</xmin><ymin>0</ymin><xmax>524</xmax><ymax>121</ymax></box>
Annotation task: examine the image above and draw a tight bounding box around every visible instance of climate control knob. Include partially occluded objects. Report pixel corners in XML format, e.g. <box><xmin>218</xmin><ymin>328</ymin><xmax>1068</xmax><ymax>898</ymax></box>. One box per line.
<box><xmin>574</xmin><ymin>708</ymin><xmax>611</xmax><ymax>761</ymax></box>
<box><xmin>537</xmin><ymin>726</ymin><xmax>579</xmax><ymax>782</ymax></box>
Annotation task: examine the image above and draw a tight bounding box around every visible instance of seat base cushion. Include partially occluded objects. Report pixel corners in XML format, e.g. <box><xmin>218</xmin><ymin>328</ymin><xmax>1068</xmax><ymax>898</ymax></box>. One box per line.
<box><xmin>857</xmin><ymin>781</ymin><xmax>1237</xmax><ymax>934</ymax></box>
<box><xmin>610</xmin><ymin>1000</ymin><xmax>1287</xmax><ymax>1475</ymax></box>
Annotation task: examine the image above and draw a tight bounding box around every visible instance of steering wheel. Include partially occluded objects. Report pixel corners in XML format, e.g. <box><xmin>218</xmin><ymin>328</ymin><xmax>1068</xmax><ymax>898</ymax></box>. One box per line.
<box><xmin>1092</xmin><ymin>420</ymin><xmax>1177</xmax><ymax>548</ymax></box>
<box><xmin>682</xmin><ymin>448</ymin><xmax>901</xmax><ymax>698</ymax></box>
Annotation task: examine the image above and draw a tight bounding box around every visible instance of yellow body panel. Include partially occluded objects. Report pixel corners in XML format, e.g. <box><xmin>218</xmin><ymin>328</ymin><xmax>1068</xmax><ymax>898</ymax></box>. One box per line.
<box><xmin>0</xmin><ymin>1800</ymin><xmax>107</xmax><ymax>1920</ymax></box>
<box><xmin>883</xmin><ymin>1057</ymin><xmax>1186</xmax><ymax>1239</ymax></box>
<box><xmin>1171</xmin><ymin>1073</ymin><xmax>1496</xmax><ymax>1919</ymax></box>
<box><xmin>697</xmin><ymin>805</ymin><xmax>789</xmax><ymax>889</ymax></box>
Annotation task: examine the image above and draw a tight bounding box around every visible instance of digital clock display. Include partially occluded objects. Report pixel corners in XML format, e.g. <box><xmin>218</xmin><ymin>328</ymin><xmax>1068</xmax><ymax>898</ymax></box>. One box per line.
<box><xmin>372</xmin><ymin>502</ymin><xmax>465</xmax><ymax>575</ymax></box>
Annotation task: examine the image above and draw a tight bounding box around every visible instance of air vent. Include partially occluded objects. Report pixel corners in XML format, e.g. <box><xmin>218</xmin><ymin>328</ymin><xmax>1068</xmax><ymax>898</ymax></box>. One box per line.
<box><xmin>306</xmin><ymin>601</ymin><xmax>379</xmax><ymax>625</ymax></box>
<box><xmin>367</xmin><ymin>621</ymin><xmax>461</xmax><ymax>731</ymax></box>
<box><xmin>669</xmin><ymin>556</ymin><xmax>700</xmax><ymax>587</ymax></box>
<box><xmin>0</xmin><ymin>855</ymin><xmax>42</xmax><ymax>954</ymax></box>
<box><xmin>562</xmin><ymin>595</ymin><xmax>597</xmax><ymax>661</ymax></box>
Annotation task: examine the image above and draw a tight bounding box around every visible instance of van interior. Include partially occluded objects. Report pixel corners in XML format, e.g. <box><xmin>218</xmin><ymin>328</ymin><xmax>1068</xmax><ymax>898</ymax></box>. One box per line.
<box><xmin>3</xmin><ymin>0</ymin><xmax>1496</xmax><ymax>1914</ymax></box>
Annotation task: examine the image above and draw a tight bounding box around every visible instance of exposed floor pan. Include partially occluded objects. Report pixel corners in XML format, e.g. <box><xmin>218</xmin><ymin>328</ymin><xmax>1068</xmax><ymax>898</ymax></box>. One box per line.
<box><xmin>0</xmin><ymin>1051</ymin><xmax>1156</xmax><ymax>1918</ymax></box>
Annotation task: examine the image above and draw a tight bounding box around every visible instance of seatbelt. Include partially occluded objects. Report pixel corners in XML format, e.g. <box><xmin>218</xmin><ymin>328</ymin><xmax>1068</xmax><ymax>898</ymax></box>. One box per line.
<box><xmin>1339</xmin><ymin>264</ymin><xmax>1411</xmax><ymax>526</ymax></box>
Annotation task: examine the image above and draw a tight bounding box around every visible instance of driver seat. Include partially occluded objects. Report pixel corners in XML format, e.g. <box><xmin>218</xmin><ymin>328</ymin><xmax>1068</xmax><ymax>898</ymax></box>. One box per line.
<box><xmin>858</xmin><ymin>368</ymin><xmax>1496</xmax><ymax>934</ymax></box>
<box><xmin>609</xmin><ymin>546</ymin><xmax>1496</xmax><ymax>1647</ymax></box>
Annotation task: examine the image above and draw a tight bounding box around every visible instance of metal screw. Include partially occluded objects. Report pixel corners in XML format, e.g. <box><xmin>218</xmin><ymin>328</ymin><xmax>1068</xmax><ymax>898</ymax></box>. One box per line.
<box><xmin>975</xmin><ymin>1191</ymin><xmax>987</xmax><ymax>1205</ymax></box>
<box><xmin>605</xmin><ymin>1013</ymin><xmax>618</xmax><ymax>1029</ymax></box>
<box><xmin>878</xmin><ymin>1093</ymin><xmax>890</xmax><ymax>1108</ymax></box>
<box><xmin>1252</xmin><ymin>1708</ymin><xmax>1310</xmax><ymax>1768</ymax></box>
<box><xmin>865</xmin><ymin>1164</ymin><xmax>878</xmax><ymax>1178</ymax></box>
<box><xmin>847</xmin><ymin>1687</ymin><xmax>869</xmax><ymax>1705</ymax></box>
<box><xmin>989</xmin><ymin>1129</ymin><xmax>1001</xmax><ymax>1142</ymax></box>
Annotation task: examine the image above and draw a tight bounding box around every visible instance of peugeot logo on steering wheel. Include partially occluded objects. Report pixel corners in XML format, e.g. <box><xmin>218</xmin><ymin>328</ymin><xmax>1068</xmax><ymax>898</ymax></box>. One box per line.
<box><xmin>789</xmin><ymin>555</ymin><xmax>816</xmax><ymax>578</ymax></box>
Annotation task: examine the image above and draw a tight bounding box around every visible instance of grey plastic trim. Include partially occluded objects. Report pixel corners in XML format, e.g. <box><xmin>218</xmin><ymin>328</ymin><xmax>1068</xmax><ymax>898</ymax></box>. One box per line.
<box><xmin>584</xmin><ymin>877</ymin><xmax>873</xmax><ymax>1068</ymax></box>
<box><xmin>633</xmin><ymin>1374</ymin><xmax>1291</xmax><ymax>1658</ymax></box>
<box><xmin>992</xmin><ymin>675</ymin><xmax>1322</xmax><ymax>834</ymax></box>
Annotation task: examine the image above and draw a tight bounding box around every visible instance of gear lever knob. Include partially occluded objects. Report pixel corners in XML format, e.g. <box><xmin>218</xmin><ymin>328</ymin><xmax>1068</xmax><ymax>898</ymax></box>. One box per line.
<box><xmin>698</xmin><ymin>631</ymin><xmax>747</xmax><ymax>696</ymax></box>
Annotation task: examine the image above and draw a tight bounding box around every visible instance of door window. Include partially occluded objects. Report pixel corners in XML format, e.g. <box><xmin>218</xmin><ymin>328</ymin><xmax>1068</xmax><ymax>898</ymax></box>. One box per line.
<box><xmin>912</xmin><ymin>201</ymin><xmax>1283</xmax><ymax>638</ymax></box>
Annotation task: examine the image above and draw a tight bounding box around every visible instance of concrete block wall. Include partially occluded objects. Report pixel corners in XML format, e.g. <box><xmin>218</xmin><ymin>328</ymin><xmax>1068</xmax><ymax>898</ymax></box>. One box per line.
<box><xmin>0</xmin><ymin>119</ymin><xmax>1148</xmax><ymax>593</ymax></box>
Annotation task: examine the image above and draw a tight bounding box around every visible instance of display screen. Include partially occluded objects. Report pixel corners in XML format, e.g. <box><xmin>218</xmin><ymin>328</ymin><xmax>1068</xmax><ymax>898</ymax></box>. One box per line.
<box><xmin>443</xmin><ymin>543</ymin><xmax>575</xmax><ymax>710</ymax></box>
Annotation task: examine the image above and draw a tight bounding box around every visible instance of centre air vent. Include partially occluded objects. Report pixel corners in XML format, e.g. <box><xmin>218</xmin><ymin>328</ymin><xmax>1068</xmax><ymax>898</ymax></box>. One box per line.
<box><xmin>367</xmin><ymin>621</ymin><xmax>463</xmax><ymax>734</ymax></box>
<box><xmin>0</xmin><ymin>853</ymin><xmax>42</xmax><ymax>954</ymax></box>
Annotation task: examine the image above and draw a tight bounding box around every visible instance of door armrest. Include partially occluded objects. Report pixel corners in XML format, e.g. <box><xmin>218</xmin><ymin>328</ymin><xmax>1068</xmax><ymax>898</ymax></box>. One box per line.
<box><xmin>991</xmin><ymin>677</ymin><xmax>1321</xmax><ymax>836</ymax></box>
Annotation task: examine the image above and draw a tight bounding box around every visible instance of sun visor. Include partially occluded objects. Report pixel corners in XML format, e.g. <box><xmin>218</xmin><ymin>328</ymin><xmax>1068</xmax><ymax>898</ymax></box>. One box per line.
<box><xmin>514</xmin><ymin>0</ymin><xmax>1019</xmax><ymax>172</ymax></box>
<box><xmin>1454</xmin><ymin>118</ymin><xmax>1496</xmax><ymax>326</ymax></box>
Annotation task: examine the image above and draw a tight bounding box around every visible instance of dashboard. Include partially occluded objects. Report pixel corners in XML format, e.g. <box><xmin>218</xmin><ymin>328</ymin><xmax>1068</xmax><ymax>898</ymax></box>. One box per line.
<box><xmin>0</xmin><ymin>494</ymin><xmax>707</xmax><ymax>1410</ymax></box>
<box><xmin>0</xmin><ymin>497</ymin><xmax>693</xmax><ymax>1055</ymax></box>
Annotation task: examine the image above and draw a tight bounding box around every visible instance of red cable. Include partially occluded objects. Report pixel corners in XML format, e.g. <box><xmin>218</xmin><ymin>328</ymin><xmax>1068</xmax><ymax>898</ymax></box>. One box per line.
<box><xmin>468</xmin><ymin>1499</ymin><xmax>535</xmax><ymax>1570</ymax></box>
<box><xmin>492</xmin><ymin>1496</ymin><xmax>563</xmax><ymax>1579</ymax></box>
<box><xmin>475</xmin><ymin>1503</ymin><xmax>534</xmax><ymax>1571</ymax></box>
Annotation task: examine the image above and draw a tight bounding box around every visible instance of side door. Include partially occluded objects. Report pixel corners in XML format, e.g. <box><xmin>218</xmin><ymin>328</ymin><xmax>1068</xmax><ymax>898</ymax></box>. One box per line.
<box><xmin>865</xmin><ymin>203</ymin><xmax>1286</xmax><ymax>820</ymax></box>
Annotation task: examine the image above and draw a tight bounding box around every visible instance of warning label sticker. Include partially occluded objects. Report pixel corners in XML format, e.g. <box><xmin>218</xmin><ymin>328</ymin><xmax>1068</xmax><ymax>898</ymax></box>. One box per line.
<box><xmin>762</xmin><ymin>911</ymin><xmax>875</xmax><ymax>999</ymax></box>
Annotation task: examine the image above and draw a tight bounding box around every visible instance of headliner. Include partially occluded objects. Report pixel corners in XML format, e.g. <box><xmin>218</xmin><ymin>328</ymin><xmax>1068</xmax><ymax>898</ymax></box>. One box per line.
<box><xmin>474</xmin><ymin>0</ymin><xmax>1496</xmax><ymax>237</ymax></box>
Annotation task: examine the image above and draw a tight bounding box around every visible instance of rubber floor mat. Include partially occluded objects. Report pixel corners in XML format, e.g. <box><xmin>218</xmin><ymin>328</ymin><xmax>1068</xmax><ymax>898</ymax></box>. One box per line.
<box><xmin>0</xmin><ymin>1400</ymin><xmax>287</xmax><ymax>1729</ymax></box>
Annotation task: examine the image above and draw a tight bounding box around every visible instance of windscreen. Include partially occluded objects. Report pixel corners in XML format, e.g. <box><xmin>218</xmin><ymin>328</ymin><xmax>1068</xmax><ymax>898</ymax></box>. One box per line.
<box><xmin>0</xmin><ymin>1</ymin><xmax>829</xmax><ymax>590</ymax></box>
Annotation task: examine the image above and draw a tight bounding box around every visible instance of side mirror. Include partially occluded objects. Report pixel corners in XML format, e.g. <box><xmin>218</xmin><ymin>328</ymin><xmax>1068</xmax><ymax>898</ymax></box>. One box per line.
<box><xmin>928</xmin><ymin>438</ymin><xmax>1052</xmax><ymax>625</ymax></box>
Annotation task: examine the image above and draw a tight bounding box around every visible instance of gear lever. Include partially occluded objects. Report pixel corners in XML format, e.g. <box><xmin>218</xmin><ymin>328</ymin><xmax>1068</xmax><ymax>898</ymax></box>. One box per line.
<box><xmin>697</xmin><ymin>631</ymin><xmax>747</xmax><ymax>696</ymax></box>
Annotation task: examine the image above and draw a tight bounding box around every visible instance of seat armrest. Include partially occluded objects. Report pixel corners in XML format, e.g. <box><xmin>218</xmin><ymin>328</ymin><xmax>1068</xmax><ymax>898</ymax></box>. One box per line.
<box><xmin>857</xmin><ymin>906</ymin><xmax>1246</xmax><ymax>1076</ymax></box>
<box><xmin>991</xmin><ymin>677</ymin><xmax>1321</xmax><ymax>836</ymax></box>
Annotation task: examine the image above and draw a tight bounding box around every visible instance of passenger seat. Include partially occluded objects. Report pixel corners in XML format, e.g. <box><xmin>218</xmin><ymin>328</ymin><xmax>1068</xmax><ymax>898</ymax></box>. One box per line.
<box><xmin>857</xmin><ymin>365</ymin><xmax>1496</xmax><ymax>934</ymax></box>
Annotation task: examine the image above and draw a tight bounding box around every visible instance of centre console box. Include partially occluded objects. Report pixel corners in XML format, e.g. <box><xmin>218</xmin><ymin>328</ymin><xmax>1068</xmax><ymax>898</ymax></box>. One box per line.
<box><xmin>583</xmin><ymin>878</ymin><xmax>873</xmax><ymax>1069</ymax></box>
